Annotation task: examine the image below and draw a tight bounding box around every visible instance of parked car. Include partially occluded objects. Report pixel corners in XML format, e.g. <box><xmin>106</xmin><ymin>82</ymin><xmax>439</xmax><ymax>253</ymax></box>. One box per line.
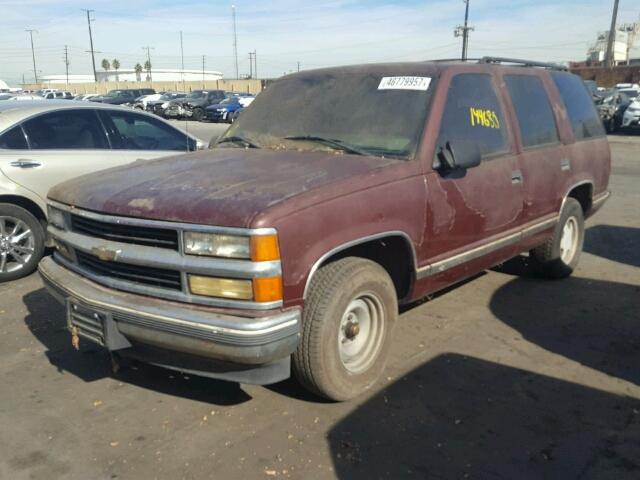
<box><xmin>130</xmin><ymin>93</ymin><xmax>164</xmax><ymax>110</ymax></box>
<box><xmin>0</xmin><ymin>101</ymin><xmax>206</xmax><ymax>282</ymax></box>
<box><xmin>204</xmin><ymin>95</ymin><xmax>254</xmax><ymax>123</ymax></box>
<box><xmin>147</xmin><ymin>92</ymin><xmax>187</xmax><ymax>117</ymax></box>
<box><xmin>38</xmin><ymin>58</ymin><xmax>610</xmax><ymax>401</ymax></box>
<box><xmin>6</xmin><ymin>95</ymin><xmax>44</xmax><ymax>101</ymax></box>
<box><xmin>163</xmin><ymin>90</ymin><xmax>226</xmax><ymax>121</ymax></box>
<box><xmin>44</xmin><ymin>91</ymin><xmax>74</xmax><ymax>100</ymax></box>
<box><xmin>92</xmin><ymin>89</ymin><xmax>156</xmax><ymax>105</ymax></box>
<box><xmin>596</xmin><ymin>90</ymin><xmax>632</xmax><ymax>133</ymax></box>
<box><xmin>621</xmin><ymin>98</ymin><xmax>640</xmax><ymax>130</ymax></box>
<box><xmin>73</xmin><ymin>94</ymin><xmax>101</xmax><ymax>102</ymax></box>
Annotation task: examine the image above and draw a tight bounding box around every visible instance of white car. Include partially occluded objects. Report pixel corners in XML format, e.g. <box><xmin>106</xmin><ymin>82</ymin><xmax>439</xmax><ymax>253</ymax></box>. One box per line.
<box><xmin>0</xmin><ymin>101</ymin><xmax>206</xmax><ymax>281</ymax></box>
<box><xmin>621</xmin><ymin>100</ymin><xmax>640</xmax><ymax>129</ymax></box>
<box><xmin>73</xmin><ymin>94</ymin><xmax>101</xmax><ymax>102</ymax></box>
<box><xmin>132</xmin><ymin>93</ymin><xmax>163</xmax><ymax>109</ymax></box>
<box><xmin>44</xmin><ymin>91</ymin><xmax>74</xmax><ymax>100</ymax></box>
<box><xmin>7</xmin><ymin>95</ymin><xmax>45</xmax><ymax>101</ymax></box>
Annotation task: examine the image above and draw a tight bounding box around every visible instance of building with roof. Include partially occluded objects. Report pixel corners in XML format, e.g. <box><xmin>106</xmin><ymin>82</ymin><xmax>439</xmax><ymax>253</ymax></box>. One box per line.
<box><xmin>40</xmin><ymin>68</ymin><xmax>223</xmax><ymax>85</ymax></box>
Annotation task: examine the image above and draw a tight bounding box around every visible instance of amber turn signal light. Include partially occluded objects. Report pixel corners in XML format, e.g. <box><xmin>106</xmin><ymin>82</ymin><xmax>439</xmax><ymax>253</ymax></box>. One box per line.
<box><xmin>253</xmin><ymin>277</ymin><xmax>283</xmax><ymax>303</ymax></box>
<box><xmin>251</xmin><ymin>235</ymin><xmax>280</xmax><ymax>262</ymax></box>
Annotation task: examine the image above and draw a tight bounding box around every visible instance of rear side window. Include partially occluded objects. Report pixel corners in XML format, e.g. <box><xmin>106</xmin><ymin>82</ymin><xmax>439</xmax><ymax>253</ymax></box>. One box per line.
<box><xmin>551</xmin><ymin>72</ymin><xmax>605</xmax><ymax>140</ymax></box>
<box><xmin>437</xmin><ymin>73</ymin><xmax>509</xmax><ymax>157</ymax></box>
<box><xmin>22</xmin><ymin>110</ymin><xmax>108</xmax><ymax>149</ymax></box>
<box><xmin>505</xmin><ymin>75</ymin><xmax>558</xmax><ymax>148</ymax></box>
<box><xmin>0</xmin><ymin>126</ymin><xmax>29</xmax><ymax>149</ymax></box>
<box><xmin>104</xmin><ymin>111</ymin><xmax>191</xmax><ymax>151</ymax></box>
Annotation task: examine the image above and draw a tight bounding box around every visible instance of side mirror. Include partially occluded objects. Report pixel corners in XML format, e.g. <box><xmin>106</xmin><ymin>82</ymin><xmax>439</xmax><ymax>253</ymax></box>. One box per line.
<box><xmin>435</xmin><ymin>140</ymin><xmax>482</xmax><ymax>171</ymax></box>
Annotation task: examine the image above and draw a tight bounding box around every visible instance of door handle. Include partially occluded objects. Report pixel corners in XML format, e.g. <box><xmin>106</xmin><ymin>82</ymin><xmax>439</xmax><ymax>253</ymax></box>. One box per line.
<box><xmin>511</xmin><ymin>170</ymin><xmax>523</xmax><ymax>184</ymax></box>
<box><xmin>560</xmin><ymin>158</ymin><xmax>571</xmax><ymax>171</ymax></box>
<box><xmin>10</xmin><ymin>159</ymin><xmax>42</xmax><ymax>169</ymax></box>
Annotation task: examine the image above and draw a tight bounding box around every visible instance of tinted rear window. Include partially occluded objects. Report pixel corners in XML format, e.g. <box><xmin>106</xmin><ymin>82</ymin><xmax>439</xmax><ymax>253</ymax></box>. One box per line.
<box><xmin>23</xmin><ymin>110</ymin><xmax>108</xmax><ymax>149</ymax></box>
<box><xmin>505</xmin><ymin>75</ymin><xmax>559</xmax><ymax>148</ymax></box>
<box><xmin>551</xmin><ymin>72</ymin><xmax>605</xmax><ymax>140</ymax></box>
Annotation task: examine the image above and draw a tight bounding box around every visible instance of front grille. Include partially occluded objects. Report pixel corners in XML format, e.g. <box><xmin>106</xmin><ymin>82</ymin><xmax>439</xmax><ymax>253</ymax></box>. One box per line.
<box><xmin>71</xmin><ymin>214</ymin><xmax>179</xmax><ymax>250</ymax></box>
<box><xmin>76</xmin><ymin>250</ymin><xmax>183</xmax><ymax>291</ymax></box>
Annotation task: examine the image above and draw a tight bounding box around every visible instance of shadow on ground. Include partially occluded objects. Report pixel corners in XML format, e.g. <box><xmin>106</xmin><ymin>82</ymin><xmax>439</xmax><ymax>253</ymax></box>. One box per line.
<box><xmin>329</xmin><ymin>354</ymin><xmax>640</xmax><ymax>479</ymax></box>
<box><xmin>490</xmin><ymin>276</ymin><xmax>640</xmax><ymax>387</ymax></box>
<box><xmin>584</xmin><ymin>225</ymin><xmax>640</xmax><ymax>268</ymax></box>
<box><xmin>23</xmin><ymin>288</ymin><xmax>251</xmax><ymax>406</ymax></box>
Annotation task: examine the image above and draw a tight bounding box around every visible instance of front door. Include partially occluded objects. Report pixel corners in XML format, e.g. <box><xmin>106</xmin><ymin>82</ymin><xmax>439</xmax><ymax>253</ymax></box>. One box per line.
<box><xmin>420</xmin><ymin>71</ymin><xmax>524</xmax><ymax>288</ymax></box>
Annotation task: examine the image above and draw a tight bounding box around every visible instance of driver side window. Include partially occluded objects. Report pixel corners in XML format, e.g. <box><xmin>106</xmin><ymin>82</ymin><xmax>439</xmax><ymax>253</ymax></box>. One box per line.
<box><xmin>437</xmin><ymin>74</ymin><xmax>509</xmax><ymax>159</ymax></box>
<box><xmin>105</xmin><ymin>111</ymin><xmax>191</xmax><ymax>151</ymax></box>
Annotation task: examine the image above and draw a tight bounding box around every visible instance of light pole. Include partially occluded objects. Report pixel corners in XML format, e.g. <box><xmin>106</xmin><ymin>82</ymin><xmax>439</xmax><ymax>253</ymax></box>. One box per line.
<box><xmin>25</xmin><ymin>29</ymin><xmax>38</xmax><ymax>83</ymax></box>
<box><xmin>82</xmin><ymin>9</ymin><xmax>97</xmax><ymax>82</ymax></box>
<box><xmin>454</xmin><ymin>0</ymin><xmax>474</xmax><ymax>61</ymax></box>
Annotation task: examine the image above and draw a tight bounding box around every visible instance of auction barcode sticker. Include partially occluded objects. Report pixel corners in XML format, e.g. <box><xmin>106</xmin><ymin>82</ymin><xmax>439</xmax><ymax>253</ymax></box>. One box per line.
<box><xmin>378</xmin><ymin>76</ymin><xmax>431</xmax><ymax>91</ymax></box>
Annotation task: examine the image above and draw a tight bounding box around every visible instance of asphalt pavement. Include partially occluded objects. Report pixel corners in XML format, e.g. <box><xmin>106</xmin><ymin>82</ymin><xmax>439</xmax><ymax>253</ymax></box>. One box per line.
<box><xmin>0</xmin><ymin>132</ymin><xmax>638</xmax><ymax>480</ymax></box>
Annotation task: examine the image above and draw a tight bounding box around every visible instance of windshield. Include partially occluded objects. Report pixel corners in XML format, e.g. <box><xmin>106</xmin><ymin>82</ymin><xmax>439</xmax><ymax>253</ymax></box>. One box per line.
<box><xmin>186</xmin><ymin>91</ymin><xmax>205</xmax><ymax>99</ymax></box>
<box><xmin>220</xmin><ymin>71</ymin><xmax>433</xmax><ymax>159</ymax></box>
<box><xmin>105</xmin><ymin>90</ymin><xmax>128</xmax><ymax>97</ymax></box>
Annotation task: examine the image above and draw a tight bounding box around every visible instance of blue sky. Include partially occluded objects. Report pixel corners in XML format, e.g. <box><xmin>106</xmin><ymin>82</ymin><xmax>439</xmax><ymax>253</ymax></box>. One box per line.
<box><xmin>1</xmin><ymin>0</ymin><xmax>639</xmax><ymax>85</ymax></box>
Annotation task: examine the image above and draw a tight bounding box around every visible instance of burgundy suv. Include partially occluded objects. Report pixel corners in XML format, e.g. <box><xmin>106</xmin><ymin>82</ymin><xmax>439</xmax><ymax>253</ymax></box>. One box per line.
<box><xmin>39</xmin><ymin>58</ymin><xmax>610</xmax><ymax>400</ymax></box>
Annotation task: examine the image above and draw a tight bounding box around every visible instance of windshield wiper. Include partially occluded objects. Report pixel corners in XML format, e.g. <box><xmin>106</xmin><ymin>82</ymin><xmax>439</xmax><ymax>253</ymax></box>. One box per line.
<box><xmin>217</xmin><ymin>135</ymin><xmax>261</xmax><ymax>149</ymax></box>
<box><xmin>283</xmin><ymin>135</ymin><xmax>371</xmax><ymax>156</ymax></box>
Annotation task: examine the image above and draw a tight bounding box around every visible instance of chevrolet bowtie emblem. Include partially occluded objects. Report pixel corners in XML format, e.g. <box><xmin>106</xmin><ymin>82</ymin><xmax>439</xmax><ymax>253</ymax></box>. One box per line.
<box><xmin>91</xmin><ymin>246</ymin><xmax>121</xmax><ymax>262</ymax></box>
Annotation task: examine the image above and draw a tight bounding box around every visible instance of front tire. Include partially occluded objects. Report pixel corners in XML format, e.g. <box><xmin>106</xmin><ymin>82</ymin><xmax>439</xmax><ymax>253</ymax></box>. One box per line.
<box><xmin>192</xmin><ymin>107</ymin><xmax>205</xmax><ymax>121</ymax></box>
<box><xmin>293</xmin><ymin>257</ymin><xmax>397</xmax><ymax>401</ymax></box>
<box><xmin>530</xmin><ymin>197</ymin><xmax>584</xmax><ymax>279</ymax></box>
<box><xmin>0</xmin><ymin>204</ymin><xmax>45</xmax><ymax>282</ymax></box>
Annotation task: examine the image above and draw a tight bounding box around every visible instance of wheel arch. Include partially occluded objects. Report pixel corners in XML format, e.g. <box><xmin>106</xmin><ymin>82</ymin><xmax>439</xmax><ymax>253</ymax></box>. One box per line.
<box><xmin>0</xmin><ymin>194</ymin><xmax>47</xmax><ymax>224</ymax></box>
<box><xmin>302</xmin><ymin>231</ymin><xmax>418</xmax><ymax>304</ymax></box>
<box><xmin>562</xmin><ymin>181</ymin><xmax>594</xmax><ymax>216</ymax></box>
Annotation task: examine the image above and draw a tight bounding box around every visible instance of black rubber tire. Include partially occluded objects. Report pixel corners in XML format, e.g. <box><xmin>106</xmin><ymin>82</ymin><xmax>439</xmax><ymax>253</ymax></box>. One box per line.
<box><xmin>192</xmin><ymin>108</ymin><xmax>204</xmax><ymax>121</ymax></box>
<box><xmin>292</xmin><ymin>257</ymin><xmax>398</xmax><ymax>401</ymax></box>
<box><xmin>530</xmin><ymin>197</ymin><xmax>584</xmax><ymax>279</ymax></box>
<box><xmin>0</xmin><ymin>203</ymin><xmax>45</xmax><ymax>283</ymax></box>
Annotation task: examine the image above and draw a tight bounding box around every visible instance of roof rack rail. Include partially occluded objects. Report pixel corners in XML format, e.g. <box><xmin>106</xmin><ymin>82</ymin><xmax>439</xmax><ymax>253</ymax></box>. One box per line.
<box><xmin>479</xmin><ymin>56</ymin><xmax>567</xmax><ymax>71</ymax></box>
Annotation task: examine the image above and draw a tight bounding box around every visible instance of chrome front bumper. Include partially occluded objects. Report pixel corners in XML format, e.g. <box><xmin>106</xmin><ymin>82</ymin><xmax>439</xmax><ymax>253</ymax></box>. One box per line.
<box><xmin>38</xmin><ymin>257</ymin><xmax>300</xmax><ymax>384</ymax></box>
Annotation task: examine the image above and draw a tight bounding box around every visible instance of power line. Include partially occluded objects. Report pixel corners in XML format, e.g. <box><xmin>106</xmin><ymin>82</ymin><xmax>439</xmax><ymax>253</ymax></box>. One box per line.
<box><xmin>82</xmin><ymin>9</ymin><xmax>97</xmax><ymax>82</ymax></box>
<box><xmin>25</xmin><ymin>29</ymin><xmax>38</xmax><ymax>83</ymax></box>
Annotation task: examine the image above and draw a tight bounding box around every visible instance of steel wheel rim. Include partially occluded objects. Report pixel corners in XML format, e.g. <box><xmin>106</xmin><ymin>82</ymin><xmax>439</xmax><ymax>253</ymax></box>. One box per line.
<box><xmin>559</xmin><ymin>216</ymin><xmax>578</xmax><ymax>264</ymax></box>
<box><xmin>338</xmin><ymin>292</ymin><xmax>385</xmax><ymax>374</ymax></box>
<box><xmin>0</xmin><ymin>216</ymin><xmax>35</xmax><ymax>274</ymax></box>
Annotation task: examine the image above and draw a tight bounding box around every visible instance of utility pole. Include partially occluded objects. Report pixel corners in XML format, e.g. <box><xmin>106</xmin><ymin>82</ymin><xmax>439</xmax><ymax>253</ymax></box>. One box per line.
<box><xmin>82</xmin><ymin>9</ymin><xmax>97</xmax><ymax>82</ymax></box>
<box><xmin>297</xmin><ymin>61</ymin><xmax>300</xmax><ymax>72</ymax></box>
<box><xmin>605</xmin><ymin>0</ymin><xmax>620</xmax><ymax>68</ymax></box>
<box><xmin>232</xmin><ymin>5</ymin><xmax>239</xmax><ymax>78</ymax></box>
<box><xmin>454</xmin><ymin>0</ymin><xmax>474</xmax><ymax>61</ymax></box>
<box><xmin>248</xmin><ymin>52</ymin><xmax>254</xmax><ymax>78</ymax></box>
<box><xmin>253</xmin><ymin>50</ymin><xmax>257</xmax><ymax>79</ymax></box>
<box><xmin>25</xmin><ymin>29</ymin><xmax>38</xmax><ymax>84</ymax></box>
<box><xmin>64</xmin><ymin>45</ymin><xmax>70</xmax><ymax>89</ymax></box>
<box><xmin>202</xmin><ymin>55</ymin><xmax>206</xmax><ymax>88</ymax></box>
<box><xmin>142</xmin><ymin>46</ymin><xmax>154</xmax><ymax>81</ymax></box>
<box><xmin>180</xmin><ymin>31</ymin><xmax>185</xmax><ymax>91</ymax></box>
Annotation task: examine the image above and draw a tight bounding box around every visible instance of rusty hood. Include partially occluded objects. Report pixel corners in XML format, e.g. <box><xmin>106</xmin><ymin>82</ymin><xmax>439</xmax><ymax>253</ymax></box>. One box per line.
<box><xmin>48</xmin><ymin>148</ymin><xmax>398</xmax><ymax>227</ymax></box>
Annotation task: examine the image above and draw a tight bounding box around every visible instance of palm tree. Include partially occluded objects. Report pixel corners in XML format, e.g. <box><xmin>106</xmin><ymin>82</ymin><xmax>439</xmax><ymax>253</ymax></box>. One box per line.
<box><xmin>143</xmin><ymin>60</ymin><xmax>152</xmax><ymax>81</ymax></box>
<box><xmin>112</xmin><ymin>59</ymin><xmax>120</xmax><ymax>81</ymax></box>
<box><xmin>101</xmin><ymin>58</ymin><xmax>110</xmax><ymax>72</ymax></box>
<box><xmin>134</xmin><ymin>63</ymin><xmax>143</xmax><ymax>82</ymax></box>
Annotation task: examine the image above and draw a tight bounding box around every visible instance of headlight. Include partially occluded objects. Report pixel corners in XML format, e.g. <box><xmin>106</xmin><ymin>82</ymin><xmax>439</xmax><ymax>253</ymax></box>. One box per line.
<box><xmin>48</xmin><ymin>206</ymin><xmax>66</xmax><ymax>230</ymax></box>
<box><xmin>183</xmin><ymin>232</ymin><xmax>280</xmax><ymax>261</ymax></box>
<box><xmin>184</xmin><ymin>232</ymin><xmax>250</xmax><ymax>258</ymax></box>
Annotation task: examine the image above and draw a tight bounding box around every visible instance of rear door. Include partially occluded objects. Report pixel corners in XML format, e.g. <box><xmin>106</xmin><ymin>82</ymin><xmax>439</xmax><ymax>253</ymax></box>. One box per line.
<box><xmin>98</xmin><ymin>109</ymin><xmax>196</xmax><ymax>161</ymax></box>
<box><xmin>0</xmin><ymin>109</ymin><xmax>124</xmax><ymax>203</ymax></box>
<box><xmin>422</xmin><ymin>71</ymin><xmax>524</xmax><ymax>282</ymax></box>
<box><xmin>500</xmin><ymin>72</ymin><xmax>564</xmax><ymax>223</ymax></box>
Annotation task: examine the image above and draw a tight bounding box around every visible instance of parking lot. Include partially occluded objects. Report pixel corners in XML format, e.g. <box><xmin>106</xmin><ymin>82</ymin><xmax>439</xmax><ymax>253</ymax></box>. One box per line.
<box><xmin>0</xmin><ymin>129</ymin><xmax>638</xmax><ymax>479</ymax></box>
